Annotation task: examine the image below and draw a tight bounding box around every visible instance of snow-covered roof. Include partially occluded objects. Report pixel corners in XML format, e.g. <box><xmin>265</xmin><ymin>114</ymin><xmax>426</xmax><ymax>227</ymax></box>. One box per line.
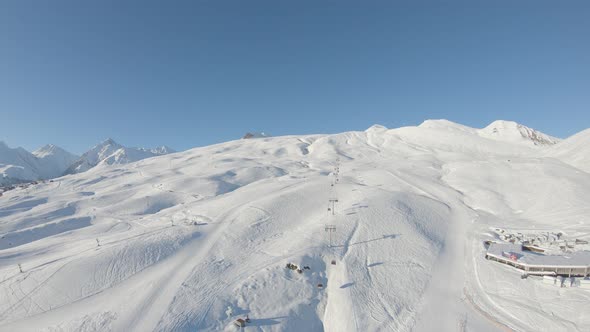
<box><xmin>487</xmin><ymin>243</ymin><xmax>590</xmax><ymax>267</ymax></box>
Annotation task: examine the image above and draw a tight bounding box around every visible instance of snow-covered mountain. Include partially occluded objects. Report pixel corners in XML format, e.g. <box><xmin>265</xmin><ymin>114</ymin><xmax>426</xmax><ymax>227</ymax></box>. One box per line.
<box><xmin>32</xmin><ymin>144</ymin><xmax>79</xmax><ymax>179</ymax></box>
<box><xmin>1</xmin><ymin>139</ymin><xmax>175</xmax><ymax>185</ymax></box>
<box><xmin>544</xmin><ymin>128</ymin><xmax>590</xmax><ymax>172</ymax></box>
<box><xmin>419</xmin><ymin>119</ymin><xmax>560</xmax><ymax>146</ymax></box>
<box><xmin>64</xmin><ymin>139</ymin><xmax>175</xmax><ymax>174</ymax></box>
<box><xmin>0</xmin><ymin>142</ymin><xmax>79</xmax><ymax>185</ymax></box>
<box><xmin>145</xmin><ymin>146</ymin><xmax>176</xmax><ymax>155</ymax></box>
<box><xmin>0</xmin><ymin>141</ymin><xmax>42</xmax><ymax>185</ymax></box>
<box><xmin>477</xmin><ymin>120</ymin><xmax>560</xmax><ymax>146</ymax></box>
<box><xmin>1</xmin><ymin>120</ymin><xmax>589</xmax><ymax>331</ymax></box>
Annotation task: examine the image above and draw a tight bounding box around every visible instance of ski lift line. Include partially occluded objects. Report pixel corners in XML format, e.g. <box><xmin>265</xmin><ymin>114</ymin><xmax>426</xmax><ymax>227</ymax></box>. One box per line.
<box><xmin>0</xmin><ymin>243</ymin><xmax>103</xmax><ymax>318</ymax></box>
<box><xmin>327</xmin><ymin>198</ymin><xmax>339</xmax><ymax>215</ymax></box>
<box><xmin>0</xmin><ymin>234</ymin><xmax>112</xmax><ymax>288</ymax></box>
<box><xmin>325</xmin><ymin>225</ymin><xmax>337</xmax><ymax>247</ymax></box>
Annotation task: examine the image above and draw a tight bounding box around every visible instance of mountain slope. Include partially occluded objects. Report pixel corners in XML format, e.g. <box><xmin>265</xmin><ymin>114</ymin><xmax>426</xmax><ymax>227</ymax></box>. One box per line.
<box><xmin>544</xmin><ymin>128</ymin><xmax>590</xmax><ymax>172</ymax></box>
<box><xmin>0</xmin><ymin>142</ymin><xmax>78</xmax><ymax>185</ymax></box>
<box><xmin>1</xmin><ymin>139</ymin><xmax>174</xmax><ymax>185</ymax></box>
<box><xmin>32</xmin><ymin>144</ymin><xmax>79</xmax><ymax>179</ymax></box>
<box><xmin>477</xmin><ymin>120</ymin><xmax>560</xmax><ymax>146</ymax></box>
<box><xmin>0</xmin><ymin>122</ymin><xmax>588</xmax><ymax>332</ymax></box>
<box><xmin>0</xmin><ymin>142</ymin><xmax>42</xmax><ymax>185</ymax></box>
<box><xmin>65</xmin><ymin>139</ymin><xmax>174</xmax><ymax>174</ymax></box>
<box><xmin>146</xmin><ymin>146</ymin><xmax>176</xmax><ymax>155</ymax></box>
<box><xmin>419</xmin><ymin>119</ymin><xmax>560</xmax><ymax>147</ymax></box>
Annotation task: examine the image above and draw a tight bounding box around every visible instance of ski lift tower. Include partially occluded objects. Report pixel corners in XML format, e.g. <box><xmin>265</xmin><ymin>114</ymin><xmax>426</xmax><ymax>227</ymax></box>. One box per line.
<box><xmin>328</xmin><ymin>198</ymin><xmax>339</xmax><ymax>215</ymax></box>
<box><xmin>325</xmin><ymin>225</ymin><xmax>336</xmax><ymax>247</ymax></box>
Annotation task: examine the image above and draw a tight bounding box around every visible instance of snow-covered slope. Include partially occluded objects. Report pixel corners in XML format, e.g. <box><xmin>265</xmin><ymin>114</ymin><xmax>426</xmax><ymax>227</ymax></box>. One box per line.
<box><xmin>145</xmin><ymin>146</ymin><xmax>176</xmax><ymax>155</ymax></box>
<box><xmin>418</xmin><ymin>119</ymin><xmax>478</xmax><ymax>134</ymax></box>
<box><xmin>65</xmin><ymin>139</ymin><xmax>174</xmax><ymax>174</ymax></box>
<box><xmin>544</xmin><ymin>128</ymin><xmax>590</xmax><ymax>173</ymax></box>
<box><xmin>0</xmin><ymin>142</ymin><xmax>79</xmax><ymax>185</ymax></box>
<box><xmin>32</xmin><ymin>144</ymin><xmax>79</xmax><ymax>179</ymax></box>
<box><xmin>0</xmin><ymin>121</ymin><xmax>588</xmax><ymax>332</ymax></box>
<box><xmin>478</xmin><ymin>120</ymin><xmax>560</xmax><ymax>146</ymax></box>
<box><xmin>1</xmin><ymin>139</ymin><xmax>174</xmax><ymax>185</ymax></box>
<box><xmin>419</xmin><ymin>119</ymin><xmax>560</xmax><ymax>147</ymax></box>
<box><xmin>0</xmin><ymin>141</ymin><xmax>41</xmax><ymax>185</ymax></box>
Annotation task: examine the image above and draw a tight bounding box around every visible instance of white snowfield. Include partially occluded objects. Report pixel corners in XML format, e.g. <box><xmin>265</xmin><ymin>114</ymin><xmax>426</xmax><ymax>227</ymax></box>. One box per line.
<box><xmin>0</xmin><ymin>120</ymin><xmax>589</xmax><ymax>332</ymax></box>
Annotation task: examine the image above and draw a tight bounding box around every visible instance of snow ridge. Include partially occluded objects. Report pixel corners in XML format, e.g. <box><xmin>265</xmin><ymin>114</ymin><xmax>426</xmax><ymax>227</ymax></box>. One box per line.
<box><xmin>478</xmin><ymin>120</ymin><xmax>560</xmax><ymax>146</ymax></box>
<box><xmin>0</xmin><ymin>142</ymin><xmax>77</xmax><ymax>185</ymax></box>
<box><xmin>418</xmin><ymin>119</ymin><xmax>559</xmax><ymax>146</ymax></box>
<box><xmin>32</xmin><ymin>144</ymin><xmax>79</xmax><ymax>178</ymax></box>
<box><xmin>1</xmin><ymin>140</ymin><xmax>174</xmax><ymax>184</ymax></box>
<box><xmin>65</xmin><ymin>139</ymin><xmax>174</xmax><ymax>174</ymax></box>
<box><xmin>544</xmin><ymin>128</ymin><xmax>590</xmax><ymax>172</ymax></box>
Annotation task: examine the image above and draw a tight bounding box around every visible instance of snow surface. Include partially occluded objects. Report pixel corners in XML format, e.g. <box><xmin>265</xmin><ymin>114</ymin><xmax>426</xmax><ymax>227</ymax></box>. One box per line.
<box><xmin>487</xmin><ymin>243</ymin><xmax>590</xmax><ymax>267</ymax></box>
<box><xmin>0</xmin><ymin>142</ymin><xmax>78</xmax><ymax>185</ymax></box>
<box><xmin>420</xmin><ymin>119</ymin><xmax>560</xmax><ymax>146</ymax></box>
<box><xmin>478</xmin><ymin>120</ymin><xmax>560</xmax><ymax>146</ymax></box>
<box><xmin>64</xmin><ymin>139</ymin><xmax>174</xmax><ymax>175</ymax></box>
<box><xmin>32</xmin><ymin>145</ymin><xmax>79</xmax><ymax>179</ymax></box>
<box><xmin>1</xmin><ymin>139</ymin><xmax>173</xmax><ymax>185</ymax></box>
<box><xmin>0</xmin><ymin>142</ymin><xmax>41</xmax><ymax>184</ymax></box>
<box><xmin>544</xmin><ymin>129</ymin><xmax>590</xmax><ymax>173</ymax></box>
<box><xmin>0</xmin><ymin>120</ymin><xmax>589</xmax><ymax>332</ymax></box>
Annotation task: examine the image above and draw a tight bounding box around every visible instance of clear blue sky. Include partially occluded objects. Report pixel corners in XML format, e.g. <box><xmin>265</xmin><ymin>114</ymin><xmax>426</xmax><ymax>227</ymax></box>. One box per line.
<box><xmin>1</xmin><ymin>0</ymin><xmax>589</xmax><ymax>154</ymax></box>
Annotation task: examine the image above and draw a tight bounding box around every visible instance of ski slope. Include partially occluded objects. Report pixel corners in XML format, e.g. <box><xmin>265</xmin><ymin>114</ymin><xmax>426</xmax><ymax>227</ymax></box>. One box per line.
<box><xmin>1</xmin><ymin>120</ymin><xmax>589</xmax><ymax>331</ymax></box>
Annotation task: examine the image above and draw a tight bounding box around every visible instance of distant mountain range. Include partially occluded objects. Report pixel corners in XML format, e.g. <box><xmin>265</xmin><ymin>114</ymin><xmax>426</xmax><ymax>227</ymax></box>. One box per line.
<box><xmin>0</xmin><ymin>139</ymin><xmax>175</xmax><ymax>185</ymax></box>
<box><xmin>32</xmin><ymin>144</ymin><xmax>79</xmax><ymax>178</ymax></box>
<box><xmin>64</xmin><ymin>139</ymin><xmax>175</xmax><ymax>175</ymax></box>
